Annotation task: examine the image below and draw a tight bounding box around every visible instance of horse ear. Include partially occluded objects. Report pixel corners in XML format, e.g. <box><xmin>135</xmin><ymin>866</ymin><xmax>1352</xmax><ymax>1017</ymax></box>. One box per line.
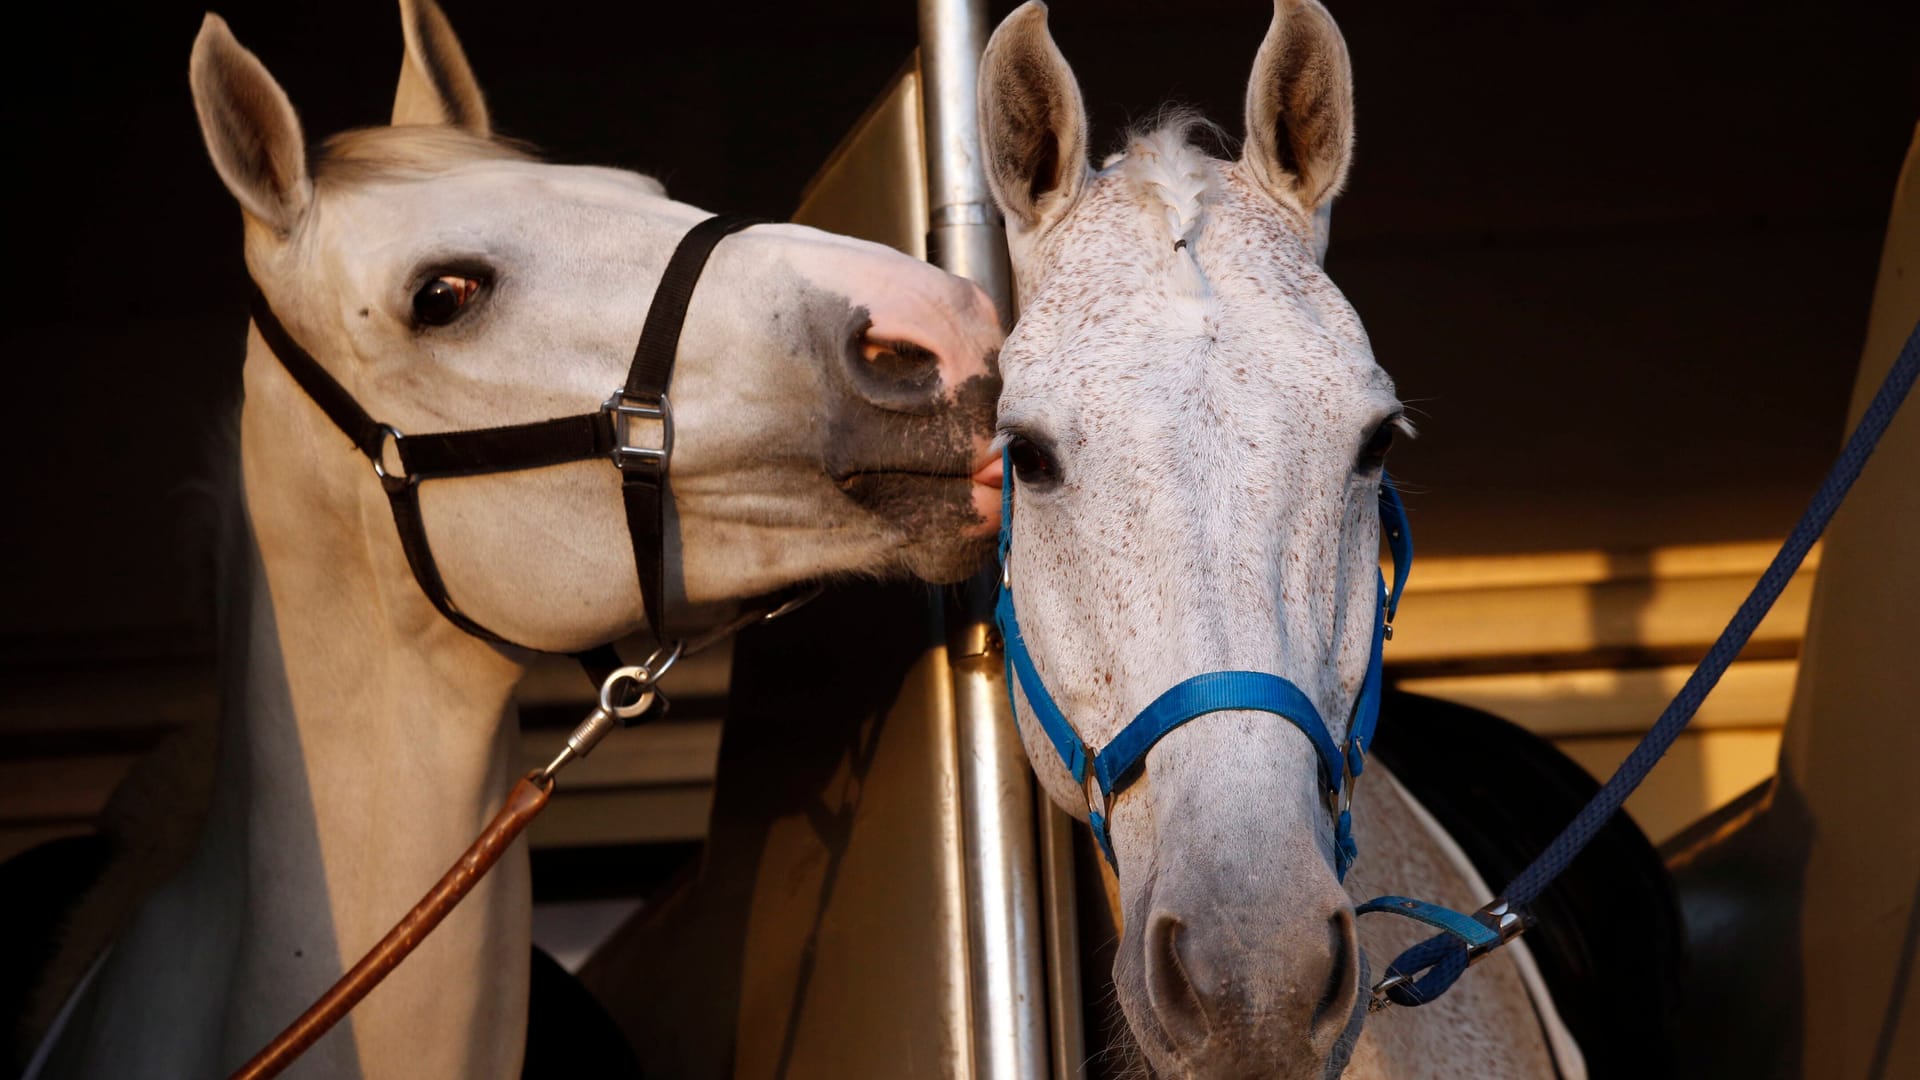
<box><xmin>392</xmin><ymin>0</ymin><xmax>490</xmax><ymax>133</ymax></box>
<box><xmin>1241</xmin><ymin>0</ymin><xmax>1354</xmax><ymax>215</ymax></box>
<box><xmin>190</xmin><ymin>14</ymin><xmax>311</xmax><ymax>236</ymax></box>
<box><xmin>978</xmin><ymin>2</ymin><xmax>1089</xmax><ymax>235</ymax></box>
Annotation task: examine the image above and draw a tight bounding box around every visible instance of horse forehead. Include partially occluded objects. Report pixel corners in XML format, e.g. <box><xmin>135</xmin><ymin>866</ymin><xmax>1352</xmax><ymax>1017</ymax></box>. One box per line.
<box><xmin>317</xmin><ymin>160</ymin><xmax>676</xmax><ymax>239</ymax></box>
<box><xmin>1015</xmin><ymin>173</ymin><xmax>1374</xmax><ymax>375</ymax></box>
<box><xmin>1009</xmin><ymin>286</ymin><xmax>1386</xmax><ymax>434</ymax></box>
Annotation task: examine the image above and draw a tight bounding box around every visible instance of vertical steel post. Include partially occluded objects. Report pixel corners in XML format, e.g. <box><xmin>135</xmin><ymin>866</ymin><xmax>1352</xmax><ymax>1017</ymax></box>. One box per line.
<box><xmin>1037</xmin><ymin>786</ymin><xmax>1088</xmax><ymax>1078</ymax></box>
<box><xmin>917</xmin><ymin>2</ymin><xmax>1061</xmax><ymax>1077</ymax></box>
<box><xmin>917</xmin><ymin>0</ymin><xmax>1012</xmax><ymax>317</ymax></box>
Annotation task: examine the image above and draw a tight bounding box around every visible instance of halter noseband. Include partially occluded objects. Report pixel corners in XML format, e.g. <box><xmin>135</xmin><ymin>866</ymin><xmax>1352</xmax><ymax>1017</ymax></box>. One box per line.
<box><xmin>248</xmin><ymin>214</ymin><xmax>767</xmax><ymax>681</ymax></box>
<box><xmin>994</xmin><ymin>449</ymin><xmax>1413</xmax><ymax>880</ymax></box>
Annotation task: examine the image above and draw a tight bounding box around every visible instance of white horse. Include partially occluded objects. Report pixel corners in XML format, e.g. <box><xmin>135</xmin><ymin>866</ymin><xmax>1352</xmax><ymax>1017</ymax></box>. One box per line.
<box><xmin>979</xmin><ymin>3</ymin><xmax>1584</xmax><ymax>1077</ymax></box>
<box><xmin>25</xmin><ymin>2</ymin><xmax>1003</xmax><ymax>1076</ymax></box>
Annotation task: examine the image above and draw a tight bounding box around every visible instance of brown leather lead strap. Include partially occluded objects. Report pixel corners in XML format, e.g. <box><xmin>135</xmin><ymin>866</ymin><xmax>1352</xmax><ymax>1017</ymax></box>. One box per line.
<box><xmin>227</xmin><ymin>773</ymin><xmax>553</xmax><ymax>1080</ymax></box>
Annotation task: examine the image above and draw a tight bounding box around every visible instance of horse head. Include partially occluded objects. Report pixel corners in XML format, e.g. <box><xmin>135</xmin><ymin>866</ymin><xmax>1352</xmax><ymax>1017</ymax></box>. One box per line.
<box><xmin>981</xmin><ymin>2</ymin><xmax>1402</xmax><ymax>1073</ymax></box>
<box><xmin>190</xmin><ymin>0</ymin><xmax>1005</xmax><ymax>655</ymax></box>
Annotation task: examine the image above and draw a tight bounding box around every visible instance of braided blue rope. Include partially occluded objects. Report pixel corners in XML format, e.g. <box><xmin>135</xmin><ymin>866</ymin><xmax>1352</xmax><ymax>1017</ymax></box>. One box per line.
<box><xmin>1382</xmin><ymin>317</ymin><xmax>1920</xmax><ymax>1006</ymax></box>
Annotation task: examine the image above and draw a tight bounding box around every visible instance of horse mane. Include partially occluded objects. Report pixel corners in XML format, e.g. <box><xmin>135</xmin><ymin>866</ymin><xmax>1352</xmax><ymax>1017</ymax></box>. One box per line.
<box><xmin>1108</xmin><ymin>112</ymin><xmax>1227</xmax><ymax>296</ymax></box>
<box><xmin>311</xmin><ymin>125</ymin><xmax>539</xmax><ymax>188</ymax></box>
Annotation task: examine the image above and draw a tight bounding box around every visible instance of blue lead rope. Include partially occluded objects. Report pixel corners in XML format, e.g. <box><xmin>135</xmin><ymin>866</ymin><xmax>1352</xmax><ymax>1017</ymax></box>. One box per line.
<box><xmin>1379</xmin><ymin>316</ymin><xmax>1920</xmax><ymax>1006</ymax></box>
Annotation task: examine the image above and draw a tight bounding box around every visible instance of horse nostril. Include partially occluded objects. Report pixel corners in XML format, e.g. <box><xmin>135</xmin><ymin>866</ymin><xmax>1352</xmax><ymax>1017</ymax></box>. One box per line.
<box><xmin>1144</xmin><ymin>910</ymin><xmax>1214</xmax><ymax>1048</ymax></box>
<box><xmin>857</xmin><ymin>332</ymin><xmax>941</xmax><ymax>391</ymax></box>
<box><xmin>1312</xmin><ymin>906</ymin><xmax>1363</xmax><ymax>1042</ymax></box>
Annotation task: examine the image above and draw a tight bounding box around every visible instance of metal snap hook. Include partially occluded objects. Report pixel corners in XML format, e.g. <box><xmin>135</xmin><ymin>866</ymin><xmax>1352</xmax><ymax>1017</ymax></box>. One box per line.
<box><xmin>540</xmin><ymin>661</ymin><xmax>671</xmax><ymax>783</ymax></box>
<box><xmin>1365</xmin><ymin>897</ymin><xmax>1530</xmax><ymax>1011</ymax></box>
<box><xmin>599</xmin><ymin>665</ymin><xmax>662</xmax><ymax>720</ymax></box>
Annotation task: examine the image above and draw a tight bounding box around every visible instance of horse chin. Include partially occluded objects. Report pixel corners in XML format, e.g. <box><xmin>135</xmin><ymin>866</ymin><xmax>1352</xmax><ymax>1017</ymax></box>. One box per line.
<box><xmin>1113</xmin><ymin>998</ymin><xmax>1359</xmax><ymax>1080</ymax></box>
<box><xmin>899</xmin><ymin>530</ymin><xmax>998</xmax><ymax>585</ymax></box>
<box><xmin>832</xmin><ymin>471</ymin><xmax>999</xmax><ymax>583</ymax></box>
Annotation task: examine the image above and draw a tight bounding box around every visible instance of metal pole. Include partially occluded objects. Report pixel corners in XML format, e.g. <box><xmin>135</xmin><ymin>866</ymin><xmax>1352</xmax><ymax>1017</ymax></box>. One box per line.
<box><xmin>917</xmin><ymin>2</ymin><xmax>1049</xmax><ymax>1077</ymax></box>
<box><xmin>918</xmin><ymin>0</ymin><xmax>1013</xmax><ymax>315</ymax></box>
<box><xmin>1037</xmin><ymin>784</ymin><xmax>1088</xmax><ymax>1078</ymax></box>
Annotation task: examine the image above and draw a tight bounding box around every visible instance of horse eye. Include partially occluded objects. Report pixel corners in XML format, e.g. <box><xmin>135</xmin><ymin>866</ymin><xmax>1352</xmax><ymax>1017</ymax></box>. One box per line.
<box><xmin>1007</xmin><ymin>434</ymin><xmax>1060</xmax><ymax>487</ymax></box>
<box><xmin>412</xmin><ymin>274</ymin><xmax>482</xmax><ymax>327</ymax></box>
<box><xmin>1358</xmin><ymin>417</ymin><xmax>1398</xmax><ymax>471</ymax></box>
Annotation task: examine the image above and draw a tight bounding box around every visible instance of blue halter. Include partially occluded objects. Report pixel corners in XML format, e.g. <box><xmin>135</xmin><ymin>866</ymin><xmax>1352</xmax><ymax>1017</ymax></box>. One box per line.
<box><xmin>993</xmin><ymin>449</ymin><xmax>1412</xmax><ymax>880</ymax></box>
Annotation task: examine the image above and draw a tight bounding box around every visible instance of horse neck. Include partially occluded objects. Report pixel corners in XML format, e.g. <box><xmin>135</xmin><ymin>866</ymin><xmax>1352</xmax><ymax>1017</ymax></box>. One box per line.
<box><xmin>65</xmin><ymin>338</ymin><xmax>536</xmax><ymax>1078</ymax></box>
<box><xmin>222</xmin><ymin>335</ymin><xmax>534</xmax><ymax>1073</ymax></box>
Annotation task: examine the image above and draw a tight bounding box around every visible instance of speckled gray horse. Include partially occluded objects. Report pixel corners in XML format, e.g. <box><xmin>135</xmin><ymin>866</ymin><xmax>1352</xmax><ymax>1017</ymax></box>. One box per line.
<box><xmin>979</xmin><ymin>2</ymin><xmax>1582</xmax><ymax>1076</ymax></box>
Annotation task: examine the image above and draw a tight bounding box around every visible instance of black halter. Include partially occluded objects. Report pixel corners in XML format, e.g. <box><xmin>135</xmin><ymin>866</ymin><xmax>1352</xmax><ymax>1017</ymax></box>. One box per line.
<box><xmin>247</xmin><ymin>214</ymin><xmax>763</xmax><ymax>682</ymax></box>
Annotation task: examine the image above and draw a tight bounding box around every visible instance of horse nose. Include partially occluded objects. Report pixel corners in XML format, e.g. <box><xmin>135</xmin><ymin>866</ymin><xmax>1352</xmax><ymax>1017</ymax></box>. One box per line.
<box><xmin>1143</xmin><ymin>897</ymin><xmax>1361</xmax><ymax>1058</ymax></box>
<box><xmin>840</xmin><ymin>274</ymin><xmax>1001</xmax><ymax>412</ymax></box>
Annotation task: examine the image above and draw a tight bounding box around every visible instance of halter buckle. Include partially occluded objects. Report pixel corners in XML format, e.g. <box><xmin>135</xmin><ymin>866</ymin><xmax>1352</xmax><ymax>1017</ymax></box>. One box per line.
<box><xmin>604</xmin><ymin>391</ymin><xmax>674</xmax><ymax>477</ymax></box>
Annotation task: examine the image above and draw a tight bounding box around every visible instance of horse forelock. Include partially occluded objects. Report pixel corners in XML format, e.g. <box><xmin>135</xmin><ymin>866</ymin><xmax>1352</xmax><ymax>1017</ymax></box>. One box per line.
<box><xmin>1107</xmin><ymin>115</ymin><xmax>1224</xmax><ymax>299</ymax></box>
<box><xmin>1114</xmin><ymin>117</ymin><xmax>1219</xmax><ymax>244</ymax></box>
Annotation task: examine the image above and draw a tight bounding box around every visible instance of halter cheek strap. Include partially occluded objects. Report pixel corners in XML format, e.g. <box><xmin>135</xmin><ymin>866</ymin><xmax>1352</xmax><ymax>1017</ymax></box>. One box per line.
<box><xmin>995</xmin><ymin>450</ymin><xmax>1412</xmax><ymax>879</ymax></box>
<box><xmin>616</xmin><ymin>215</ymin><xmax>763</xmax><ymax>640</ymax></box>
<box><xmin>248</xmin><ymin>214</ymin><xmax>762</xmax><ymax>674</ymax></box>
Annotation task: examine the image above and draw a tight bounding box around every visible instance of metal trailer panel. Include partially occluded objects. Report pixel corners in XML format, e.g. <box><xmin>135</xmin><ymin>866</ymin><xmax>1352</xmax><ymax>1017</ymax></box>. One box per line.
<box><xmin>581</xmin><ymin>27</ymin><xmax>1077</xmax><ymax>1075</ymax></box>
<box><xmin>1668</xmin><ymin>122</ymin><xmax>1920</xmax><ymax>1077</ymax></box>
<box><xmin>1773</xmin><ymin>121</ymin><xmax>1920</xmax><ymax>1078</ymax></box>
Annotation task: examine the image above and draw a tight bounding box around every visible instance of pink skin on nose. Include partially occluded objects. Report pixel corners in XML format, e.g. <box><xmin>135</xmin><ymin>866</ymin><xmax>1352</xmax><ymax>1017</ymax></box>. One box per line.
<box><xmin>969</xmin><ymin>450</ymin><xmax>1004</xmax><ymax>537</ymax></box>
<box><xmin>804</xmin><ymin>239</ymin><xmax>1006</xmax><ymax>537</ymax></box>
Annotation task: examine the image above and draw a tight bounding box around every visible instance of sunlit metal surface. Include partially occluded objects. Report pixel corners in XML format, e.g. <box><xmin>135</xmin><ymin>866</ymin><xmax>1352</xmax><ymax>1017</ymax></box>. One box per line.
<box><xmin>1037</xmin><ymin>785</ymin><xmax>1087</xmax><ymax>1079</ymax></box>
<box><xmin>792</xmin><ymin>61</ymin><xmax>928</xmax><ymax>260</ymax></box>
<box><xmin>919</xmin><ymin>0</ymin><xmax>1054</xmax><ymax>1075</ymax></box>
<box><xmin>727</xmin><ymin>632</ymin><xmax>976</xmax><ymax>1077</ymax></box>
<box><xmin>917</xmin><ymin>0</ymin><xmax>1012</xmax><ymax>321</ymax></box>
<box><xmin>1668</xmin><ymin>125</ymin><xmax>1920</xmax><ymax>1077</ymax></box>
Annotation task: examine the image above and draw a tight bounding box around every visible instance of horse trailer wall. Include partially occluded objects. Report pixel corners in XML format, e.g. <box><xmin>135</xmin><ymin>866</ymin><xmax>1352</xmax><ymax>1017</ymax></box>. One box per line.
<box><xmin>1668</xmin><ymin>122</ymin><xmax>1920</xmax><ymax>1080</ymax></box>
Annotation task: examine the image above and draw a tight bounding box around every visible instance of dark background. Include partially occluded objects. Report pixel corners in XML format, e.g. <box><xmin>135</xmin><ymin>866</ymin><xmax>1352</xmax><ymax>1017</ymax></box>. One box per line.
<box><xmin>4</xmin><ymin>0</ymin><xmax>1917</xmax><ymax>659</ymax></box>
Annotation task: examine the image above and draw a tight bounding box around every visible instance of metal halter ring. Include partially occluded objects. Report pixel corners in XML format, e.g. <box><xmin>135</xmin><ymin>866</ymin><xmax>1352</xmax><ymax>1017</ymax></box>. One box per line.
<box><xmin>1082</xmin><ymin>768</ymin><xmax>1107</xmax><ymax>822</ymax></box>
<box><xmin>370</xmin><ymin>424</ymin><xmax>411</xmax><ymax>486</ymax></box>
<box><xmin>637</xmin><ymin>640</ymin><xmax>685</xmax><ymax>685</ymax></box>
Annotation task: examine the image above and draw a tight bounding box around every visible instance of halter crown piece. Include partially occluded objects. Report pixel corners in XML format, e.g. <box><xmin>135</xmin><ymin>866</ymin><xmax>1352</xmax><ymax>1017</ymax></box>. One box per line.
<box><xmin>247</xmin><ymin>214</ymin><xmax>767</xmax><ymax>691</ymax></box>
<box><xmin>993</xmin><ymin>449</ymin><xmax>1412</xmax><ymax>879</ymax></box>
